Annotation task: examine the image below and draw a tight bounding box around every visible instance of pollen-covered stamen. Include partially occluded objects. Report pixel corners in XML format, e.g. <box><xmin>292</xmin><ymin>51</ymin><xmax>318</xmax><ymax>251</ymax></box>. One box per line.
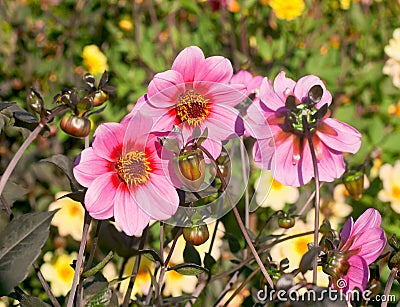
<box><xmin>176</xmin><ymin>90</ymin><xmax>210</xmax><ymax>126</ymax></box>
<box><xmin>115</xmin><ymin>151</ymin><xmax>151</xmax><ymax>185</ymax></box>
<box><xmin>287</xmin><ymin>103</ymin><xmax>319</xmax><ymax>135</ymax></box>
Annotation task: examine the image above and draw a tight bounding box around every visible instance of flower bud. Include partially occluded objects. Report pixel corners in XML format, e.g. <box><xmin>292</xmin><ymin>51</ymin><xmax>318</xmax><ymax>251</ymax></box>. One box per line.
<box><xmin>183</xmin><ymin>223</ymin><xmax>209</xmax><ymax>246</ymax></box>
<box><xmin>342</xmin><ymin>170</ymin><xmax>364</xmax><ymax>200</ymax></box>
<box><xmin>60</xmin><ymin>114</ymin><xmax>91</xmax><ymax>138</ymax></box>
<box><xmin>174</xmin><ymin>149</ymin><xmax>205</xmax><ymax>191</ymax></box>
<box><xmin>27</xmin><ymin>88</ymin><xmax>44</xmax><ymax>115</ymax></box>
<box><xmin>323</xmin><ymin>252</ymin><xmax>350</xmax><ymax>281</ymax></box>
<box><xmin>93</xmin><ymin>90</ymin><xmax>109</xmax><ymax>107</ymax></box>
<box><xmin>278</xmin><ymin>216</ymin><xmax>295</xmax><ymax>229</ymax></box>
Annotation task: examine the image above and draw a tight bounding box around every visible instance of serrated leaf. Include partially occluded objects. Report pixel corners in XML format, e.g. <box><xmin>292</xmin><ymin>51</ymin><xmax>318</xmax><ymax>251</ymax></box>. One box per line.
<box><xmin>168</xmin><ymin>263</ymin><xmax>208</xmax><ymax>276</ymax></box>
<box><xmin>41</xmin><ymin>154</ymin><xmax>82</xmax><ymax>192</ymax></box>
<box><xmin>140</xmin><ymin>248</ymin><xmax>162</xmax><ymax>263</ymax></box>
<box><xmin>0</xmin><ymin>211</ymin><xmax>57</xmax><ymax>295</ymax></box>
<box><xmin>83</xmin><ymin>276</ymin><xmax>113</xmax><ymax>307</ymax></box>
<box><xmin>183</xmin><ymin>243</ymin><xmax>201</xmax><ymax>266</ymax></box>
<box><xmin>298</xmin><ymin>246</ymin><xmax>321</xmax><ymax>274</ymax></box>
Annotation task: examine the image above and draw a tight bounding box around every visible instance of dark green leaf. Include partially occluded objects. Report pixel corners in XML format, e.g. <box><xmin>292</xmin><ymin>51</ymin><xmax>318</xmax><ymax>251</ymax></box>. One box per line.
<box><xmin>183</xmin><ymin>243</ymin><xmax>201</xmax><ymax>266</ymax></box>
<box><xmin>41</xmin><ymin>154</ymin><xmax>82</xmax><ymax>192</ymax></box>
<box><xmin>168</xmin><ymin>263</ymin><xmax>208</xmax><ymax>276</ymax></box>
<box><xmin>298</xmin><ymin>246</ymin><xmax>321</xmax><ymax>274</ymax></box>
<box><xmin>140</xmin><ymin>248</ymin><xmax>162</xmax><ymax>264</ymax></box>
<box><xmin>1</xmin><ymin>180</ymin><xmax>28</xmax><ymax>208</ymax></box>
<box><xmin>83</xmin><ymin>276</ymin><xmax>114</xmax><ymax>307</ymax></box>
<box><xmin>203</xmin><ymin>252</ymin><xmax>216</xmax><ymax>270</ymax></box>
<box><xmin>13</xmin><ymin>111</ymin><xmax>39</xmax><ymax>130</ymax></box>
<box><xmin>59</xmin><ymin>190</ymin><xmax>85</xmax><ymax>203</ymax></box>
<box><xmin>225</xmin><ymin>233</ymin><xmax>241</xmax><ymax>253</ymax></box>
<box><xmin>20</xmin><ymin>293</ymin><xmax>51</xmax><ymax>307</ymax></box>
<box><xmin>0</xmin><ymin>211</ymin><xmax>57</xmax><ymax>295</ymax></box>
<box><xmin>0</xmin><ymin>102</ymin><xmax>17</xmax><ymax>112</ymax></box>
<box><xmin>162</xmin><ymin>296</ymin><xmax>196</xmax><ymax>304</ymax></box>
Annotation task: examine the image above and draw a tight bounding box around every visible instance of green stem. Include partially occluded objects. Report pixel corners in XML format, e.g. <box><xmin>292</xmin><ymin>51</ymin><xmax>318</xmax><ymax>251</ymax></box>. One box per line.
<box><xmin>199</xmin><ymin>145</ymin><xmax>275</xmax><ymax>289</ymax></box>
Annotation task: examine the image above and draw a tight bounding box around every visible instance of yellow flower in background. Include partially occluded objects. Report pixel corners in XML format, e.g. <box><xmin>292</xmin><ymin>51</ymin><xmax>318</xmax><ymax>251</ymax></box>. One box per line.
<box><xmin>163</xmin><ymin>221</ymin><xmax>225</xmax><ymax>296</ymax></box>
<box><xmin>40</xmin><ymin>250</ymin><xmax>77</xmax><ymax>297</ymax></box>
<box><xmin>270</xmin><ymin>219</ymin><xmax>329</xmax><ymax>287</ymax></box>
<box><xmin>119</xmin><ymin>256</ymin><xmax>155</xmax><ymax>299</ymax></box>
<box><xmin>254</xmin><ymin>170</ymin><xmax>299</xmax><ymax>211</ymax></box>
<box><xmin>48</xmin><ymin>192</ymin><xmax>85</xmax><ymax>241</ymax></box>
<box><xmin>82</xmin><ymin>45</ymin><xmax>108</xmax><ymax>76</ymax></box>
<box><xmin>269</xmin><ymin>0</ymin><xmax>305</xmax><ymax>20</ymax></box>
<box><xmin>119</xmin><ymin>18</ymin><xmax>133</xmax><ymax>31</ymax></box>
<box><xmin>378</xmin><ymin>161</ymin><xmax>400</xmax><ymax>213</ymax></box>
<box><xmin>339</xmin><ymin>0</ymin><xmax>351</xmax><ymax>9</ymax></box>
<box><xmin>383</xmin><ymin>29</ymin><xmax>400</xmax><ymax>88</ymax></box>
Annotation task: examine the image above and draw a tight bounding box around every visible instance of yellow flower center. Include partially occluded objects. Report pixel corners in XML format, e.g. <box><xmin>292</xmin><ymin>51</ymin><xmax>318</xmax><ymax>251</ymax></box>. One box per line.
<box><xmin>68</xmin><ymin>203</ymin><xmax>82</xmax><ymax>217</ymax></box>
<box><xmin>116</xmin><ymin>151</ymin><xmax>151</xmax><ymax>185</ymax></box>
<box><xmin>168</xmin><ymin>269</ymin><xmax>184</xmax><ymax>281</ymax></box>
<box><xmin>294</xmin><ymin>237</ymin><xmax>309</xmax><ymax>255</ymax></box>
<box><xmin>57</xmin><ymin>263</ymin><xmax>74</xmax><ymax>282</ymax></box>
<box><xmin>176</xmin><ymin>91</ymin><xmax>210</xmax><ymax>126</ymax></box>
<box><xmin>392</xmin><ymin>185</ymin><xmax>400</xmax><ymax>199</ymax></box>
<box><xmin>271</xmin><ymin>179</ymin><xmax>283</xmax><ymax>190</ymax></box>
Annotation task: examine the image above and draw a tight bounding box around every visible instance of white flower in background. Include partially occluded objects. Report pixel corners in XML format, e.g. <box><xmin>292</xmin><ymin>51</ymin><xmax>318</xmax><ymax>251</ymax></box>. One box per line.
<box><xmin>254</xmin><ymin>170</ymin><xmax>299</xmax><ymax>211</ymax></box>
<box><xmin>40</xmin><ymin>250</ymin><xmax>77</xmax><ymax>297</ymax></box>
<box><xmin>48</xmin><ymin>191</ymin><xmax>85</xmax><ymax>241</ymax></box>
<box><xmin>270</xmin><ymin>219</ymin><xmax>329</xmax><ymax>287</ymax></box>
<box><xmin>378</xmin><ymin>161</ymin><xmax>400</xmax><ymax>213</ymax></box>
<box><xmin>383</xmin><ymin>29</ymin><xmax>400</xmax><ymax>88</ymax></box>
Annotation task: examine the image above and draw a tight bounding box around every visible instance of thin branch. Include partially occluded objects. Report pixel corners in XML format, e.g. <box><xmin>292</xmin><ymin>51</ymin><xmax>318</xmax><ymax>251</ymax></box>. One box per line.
<box><xmin>382</xmin><ymin>267</ymin><xmax>398</xmax><ymax>307</ymax></box>
<box><xmin>32</xmin><ymin>262</ymin><xmax>61</xmax><ymax>307</ymax></box>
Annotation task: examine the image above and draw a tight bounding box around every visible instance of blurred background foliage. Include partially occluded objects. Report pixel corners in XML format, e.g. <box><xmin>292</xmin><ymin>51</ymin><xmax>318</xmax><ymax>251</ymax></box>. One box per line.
<box><xmin>2</xmin><ymin>0</ymin><xmax>400</xmax><ymax>305</ymax></box>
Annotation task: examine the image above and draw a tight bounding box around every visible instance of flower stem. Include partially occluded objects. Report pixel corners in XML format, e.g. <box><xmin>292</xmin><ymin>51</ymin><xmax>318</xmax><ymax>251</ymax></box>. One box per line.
<box><xmin>122</xmin><ymin>225</ymin><xmax>148</xmax><ymax>307</ymax></box>
<box><xmin>0</xmin><ymin>105</ymin><xmax>66</xmax><ymax>197</ymax></box>
<box><xmin>67</xmin><ymin>211</ymin><xmax>92</xmax><ymax>307</ymax></box>
<box><xmin>199</xmin><ymin>145</ymin><xmax>275</xmax><ymax>289</ymax></box>
<box><xmin>382</xmin><ymin>267</ymin><xmax>397</xmax><ymax>307</ymax></box>
<box><xmin>86</xmin><ymin>220</ymin><xmax>102</xmax><ymax>270</ymax></box>
<box><xmin>240</xmin><ymin>137</ymin><xmax>250</xmax><ymax>259</ymax></box>
<box><xmin>302</xmin><ymin>116</ymin><xmax>321</xmax><ymax>285</ymax></box>
<box><xmin>32</xmin><ymin>262</ymin><xmax>61</xmax><ymax>307</ymax></box>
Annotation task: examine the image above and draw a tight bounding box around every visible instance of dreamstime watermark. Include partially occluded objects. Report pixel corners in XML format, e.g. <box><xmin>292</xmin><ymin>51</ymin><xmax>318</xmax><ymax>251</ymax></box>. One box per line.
<box><xmin>256</xmin><ymin>278</ymin><xmax>397</xmax><ymax>303</ymax></box>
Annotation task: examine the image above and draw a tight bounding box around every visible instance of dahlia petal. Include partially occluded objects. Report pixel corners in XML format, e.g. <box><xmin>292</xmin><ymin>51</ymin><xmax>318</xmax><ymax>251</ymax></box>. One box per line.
<box><xmin>272</xmin><ymin>71</ymin><xmax>296</xmax><ymax>103</ymax></box>
<box><xmin>248</xmin><ymin>76</ymin><xmax>264</xmax><ymax>93</ymax></box>
<box><xmin>203</xmin><ymin>82</ymin><xmax>246</xmax><ymax>107</ymax></box>
<box><xmin>134</xmin><ymin>178</ymin><xmax>179</xmax><ymax>220</ymax></box>
<box><xmin>314</xmin><ymin>142</ymin><xmax>346</xmax><ymax>183</ymax></box>
<box><xmin>340</xmin><ymin>217</ymin><xmax>354</xmax><ymax>243</ymax></box>
<box><xmin>245</xmin><ymin>101</ymin><xmax>275</xmax><ymax>139</ymax></box>
<box><xmin>147</xmin><ymin>70</ymin><xmax>185</xmax><ymax>108</ymax></box>
<box><xmin>204</xmin><ymin>105</ymin><xmax>244</xmax><ymax>140</ymax></box>
<box><xmin>294</xmin><ymin>75</ymin><xmax>332</xmax><ymax>108</ymax></box>
<box><xmin>123</xmin><ymin>110</ymin><xmax>154</xmax><ymax>153</ymax></box>
<box><xmin>230</xmin><ymin>70</ymin><xmax>253</xmax><ymax>85</ymax></box>
<box><xmin>121</xmin><ymin>95</ymin><xmax>147</xmax><ymax>127</ymax></box>
<box><xmin>84</xmin><ymin>172</ymin><xmax>119</xmax><ymax>218</ymax></box>
<box><xmin>253</xmin><ymin>138</ymin><xmax>275</xmax><ymax>170</ymax></box>
<box><xmin>194</xmin><ymin>56</ymin><xmax>233</xmax><ymax>83</ymax></box>
<box><xmin>114</xmin><ymin>184</ymin><xmax>150</xmax><ymax>236</ymax></box>
<box><xmin>144</xmin><ymin>104</ymin><xmax>179</xmax><ymax>132</ymax></box>
<box><xmin>348</xmin><ymin>228</ymin><xmax>386</xmax><ymax>264</ymax></box>
<box><xmin>172</xmin><ymin>46</ymin><xmax>205</xmax><ymax>82</ymax></box>
<box><xmin>351</xmin><ymin>208</ymin><xmax>382</xmax><ymax>238</ymax></box>
<box><xmin>92</xmin><ymin>123</ymin><xmax>125</xmax><ymax>162</ymax></box>
<box><xmin>259</xmin><ymin>77</ymin><xmax>286</xmax><ymax>111</ymax></box>
<box><xmin>346</xmin><ymin>255</ymin><xmax>369</xmax><ymax>292</ymax></box>
<box><xmin>73</xmin><ymin>147</ymin><xmax>112</xmax><ymax>187</ymax></box>
<box><xmin>317</xmin><ymin>118</ymin><xmax>362</xmax><ymax>154</ymax></box>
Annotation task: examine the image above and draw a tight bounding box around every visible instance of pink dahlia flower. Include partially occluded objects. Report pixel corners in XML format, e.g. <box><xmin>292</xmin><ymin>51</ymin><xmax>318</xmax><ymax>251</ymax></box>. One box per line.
<box><xmin>247</xmin><ymin>71</ymin><xmax>362</xmax><ymax>187</ymax></box>
<box><xmin>143</xmin><ymin>46</ymin><xmax>246</xmax><ymax>144</ymax></box>
<box><xmin>73</xmin><ymin>112</ymin><xmax>179</xmax><ymax>236</ymax></box>
<box><xmin>329</xmin><ymin>208</ymin><xmax>386</xmax><ymax>292</ymax></box>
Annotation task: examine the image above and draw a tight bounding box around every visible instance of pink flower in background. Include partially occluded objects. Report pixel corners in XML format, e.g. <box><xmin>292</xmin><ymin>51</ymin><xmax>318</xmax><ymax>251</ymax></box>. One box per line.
<box><xmin>230</xmin><ymin>70</ymin><xmax>263</xmax><ymax>100</ymax></box>
<box><xmin>333</xmin><ymin>208</ymin><xmax>386</xmax><ymax>293</ymax></box>
<box><xmin>144</xmin><ymin>46</ymin><xmax>246</xmax><ymax>143</ymax></box>
<box><xmin>247</xmin><ymin>71</ymin><xmax>362</xmax><ymax>187</ymax></box>
<box><xmin>73</xmin><ymin>112</ymin><xmax>179</xmax><ymax>236</ymax></box>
